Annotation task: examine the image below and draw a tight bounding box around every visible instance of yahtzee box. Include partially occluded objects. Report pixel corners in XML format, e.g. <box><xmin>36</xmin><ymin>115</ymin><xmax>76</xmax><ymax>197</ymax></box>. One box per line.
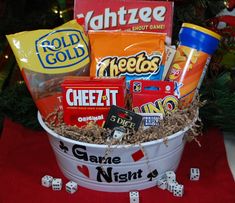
<box><xmin>74</xmin><ymin>0</ymin><xmax>174</xmax><ymax>44</ymax></box>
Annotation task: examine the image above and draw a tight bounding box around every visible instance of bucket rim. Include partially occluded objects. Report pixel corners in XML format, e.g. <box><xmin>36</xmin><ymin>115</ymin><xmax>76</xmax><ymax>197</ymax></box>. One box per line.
<box><xmin>38</xmin><ymin>111</ymin><xmax>197</xmax><ymax>148</ymax></box>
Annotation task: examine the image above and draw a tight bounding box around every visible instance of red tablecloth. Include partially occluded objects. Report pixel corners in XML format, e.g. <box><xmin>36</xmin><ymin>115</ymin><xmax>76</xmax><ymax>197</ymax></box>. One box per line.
<box><xmin>0</xmin><ymin>118</ymin><xmax>235</xmax><ymax>203</ymax></box>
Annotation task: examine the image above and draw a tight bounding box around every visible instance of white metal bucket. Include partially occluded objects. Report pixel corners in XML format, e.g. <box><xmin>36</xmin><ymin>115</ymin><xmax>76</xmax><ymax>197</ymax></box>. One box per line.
<box><xmin>38</xmin><ymin>112</ymin><xmax>191</xmax><ymax>192</ymax></box>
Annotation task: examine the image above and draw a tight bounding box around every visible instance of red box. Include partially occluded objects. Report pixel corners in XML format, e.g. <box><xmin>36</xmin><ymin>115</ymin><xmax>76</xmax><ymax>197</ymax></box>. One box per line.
<box><xmin>74</xmin><ymin>0</ymin><xmax>174</xmax><ymax>44</ymax></box>
<box><xmin>62</xmin><ymin>77</ymin><xmax>126</xmax><ymax>127</ymax></box>
<box><xmin>130</xmin><ymin>80</ymin><xmax>178</xmax><ymax>114</ymax></box>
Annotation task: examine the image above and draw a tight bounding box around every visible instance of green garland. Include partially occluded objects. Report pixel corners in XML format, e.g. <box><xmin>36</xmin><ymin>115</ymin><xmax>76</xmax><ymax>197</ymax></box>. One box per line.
<box><xmin>0</xmin><ymin>82</ymin><xmax>40</xmax><ymax>131</ymax></box>
<box><xmin>172</xmin><ymin>0</ymin><xmax>225</xmax><ymax>42</ymax></box>
<box><xmin>200</xmin><ymin>72</ymin><xmax>235</xmax><ymax>132</ymax></box>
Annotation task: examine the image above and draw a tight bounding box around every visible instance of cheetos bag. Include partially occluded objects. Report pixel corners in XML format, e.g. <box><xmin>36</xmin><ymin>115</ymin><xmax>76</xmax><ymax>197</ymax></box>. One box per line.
<box><xmin>89</xmin><ymin>30</ymin><xmax>166</xmax><ymax>88</ymax></box>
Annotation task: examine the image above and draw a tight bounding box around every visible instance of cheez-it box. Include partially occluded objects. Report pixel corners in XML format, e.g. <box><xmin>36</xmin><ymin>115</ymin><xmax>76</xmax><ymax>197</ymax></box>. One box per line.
<box><xmin>61</xmin><ymin>77</ymin><xmax>126</xmax><ymax>127</ymax></box>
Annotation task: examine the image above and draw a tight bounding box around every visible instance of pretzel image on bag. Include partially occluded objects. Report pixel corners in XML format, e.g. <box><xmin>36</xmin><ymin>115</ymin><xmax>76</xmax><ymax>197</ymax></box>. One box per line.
<box><xmin>89</xmin><ymin>30</ymin><xmax>166</xmax><ymax>88</ymax></box>
<box><xmin>6</xmin><ymin>20</ymin><xmax>90</xmax><ymax>118</ymax></box>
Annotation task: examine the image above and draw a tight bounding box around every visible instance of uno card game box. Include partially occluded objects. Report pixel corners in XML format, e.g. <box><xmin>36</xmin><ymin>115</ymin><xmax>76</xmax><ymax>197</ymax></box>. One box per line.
<box><xmin>62</xmin><ymin>77</ymin><xmax>126</xmax><ymax>127</ymax></box>
<box><xmin>130</xmin><ymin>80</ymin><xmax>178</xmax><ymax>114</ymax></box>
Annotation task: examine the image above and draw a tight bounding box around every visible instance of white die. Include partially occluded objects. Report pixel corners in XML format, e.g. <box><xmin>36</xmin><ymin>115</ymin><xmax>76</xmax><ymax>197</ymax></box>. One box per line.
<box><xmin>112</xmin><ymin>130</ymin><xmax>125</xmax><ymax>140</ymax></box>
<box><xmin>165</xmin><ymin>171</ymin><xmax>176</xmax><ymax>182</ymax></box>
<box><xmin>66</xmin><ymin>181</ymin><xmax>78</xmax><ymax>194</ymax></box>
<box><xmin>190</xmin><ymin>168</ymin><xmax>200</xmax><ymax>181</ymax></box>
<box><xmin>167</xmin><ymin>180</ymin><xmax>178</xmax><ymax>193</ymax></box>
<box><xmin>156</xmin><ymin>177</ymin><xmax>167</xmax><ymax>190</ymax></box>
<box><xmin>129</xmin><ymin>191</ymin><xmax>139</xmax><ymax>203</ymax></box>
<box><xmin>41</xmin><ymin>175</ymin><xmax>53</xmax><ymax>188</ymax></box>
<box><xmin>52</xmin><ymin>178</ymin><xmax>62</xmax><ymax>191</ymax></box>
<box><xmin>173</xmin><ymin>184</ymin><xmax>184</xmax><ymax>197</ymax></box>
<box><xmin>112</xmin><ymin>127</ymin><xmax>126</xmax><ymax>141</ymax></box>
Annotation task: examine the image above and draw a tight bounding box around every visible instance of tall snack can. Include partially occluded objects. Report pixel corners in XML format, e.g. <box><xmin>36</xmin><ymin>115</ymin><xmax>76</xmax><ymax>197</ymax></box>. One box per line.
<box><xmin>165</xmin><ymin>23</ymin><xmax>221</xmax><ymax>108</ymax></box>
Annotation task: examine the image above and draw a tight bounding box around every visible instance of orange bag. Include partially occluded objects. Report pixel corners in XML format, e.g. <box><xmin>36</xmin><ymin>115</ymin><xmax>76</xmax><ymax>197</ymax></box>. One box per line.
<box><xmin>89</xmin><ymin>31</ymin><xmax>166</xmax><ymax>88</ymax></box>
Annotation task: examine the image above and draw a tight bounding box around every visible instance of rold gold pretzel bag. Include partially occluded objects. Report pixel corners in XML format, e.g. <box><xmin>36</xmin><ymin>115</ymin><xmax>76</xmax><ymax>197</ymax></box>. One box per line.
<box><xmin>6</xmin><ymin>20</ymin><xmax>90</xmax><ymax>118</ymax></box>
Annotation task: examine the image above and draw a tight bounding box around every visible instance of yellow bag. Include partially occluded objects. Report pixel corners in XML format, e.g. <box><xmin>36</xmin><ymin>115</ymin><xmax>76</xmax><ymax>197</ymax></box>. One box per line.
<box><xmin>6</xmin><ymin>20</ymin><xmax>90</xmax><ymax>118</ymax></box>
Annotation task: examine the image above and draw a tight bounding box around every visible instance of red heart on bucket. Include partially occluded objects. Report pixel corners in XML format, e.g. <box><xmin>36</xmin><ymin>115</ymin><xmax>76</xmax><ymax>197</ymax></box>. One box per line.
<box><xmin>77</xmin><ymin>165</ymin><xmax>90</xmax><ymax>178</ymax></box>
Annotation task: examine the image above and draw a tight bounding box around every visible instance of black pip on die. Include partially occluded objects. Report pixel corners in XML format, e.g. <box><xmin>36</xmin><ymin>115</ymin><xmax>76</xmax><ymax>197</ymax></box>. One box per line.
<box><xmin>156</xmin><ymin>171</ymin><xmax>185</xmax><ymax>198</ymax></box>
<box><xmin>41</xmin><ymin>175</ymin><xmax>53</xmax><ymax>188</ymax></box>
<box><xmin>165</xmin><ymin>170</ymin><xmax>176</xmax><ymax>182</ymax></box>
<box><xmin>156</xmin><ymin>176</ymin><xmax>168</xmax><ymax>190</ymax></box>
<box><xmin>129</xmin><ymin>191</ymin><xmax>140</xmax><ymax>203</ymax></box>
<box><xmin>167</xmin><ymin>180</ymin><xmax>178</xmax><ymax>193</ymax></box>
<box><xmin>173</xmin><ymin>184</ymin><xmax>184</xmax><ymax>197</ymax></box>
<box><xmin>65</xmin><ymin>180</ymin><xmax>78</xmax><ymax>194</ymax></box>
<box><xmin>190</xmin><ymin>168</ymin><xmax>200</xmax><ymax>181</ymax></box>
<box><xmin>52</xmin><ymin>178</ymin><xmax>63</xmax><ymax>191</ymax></box>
